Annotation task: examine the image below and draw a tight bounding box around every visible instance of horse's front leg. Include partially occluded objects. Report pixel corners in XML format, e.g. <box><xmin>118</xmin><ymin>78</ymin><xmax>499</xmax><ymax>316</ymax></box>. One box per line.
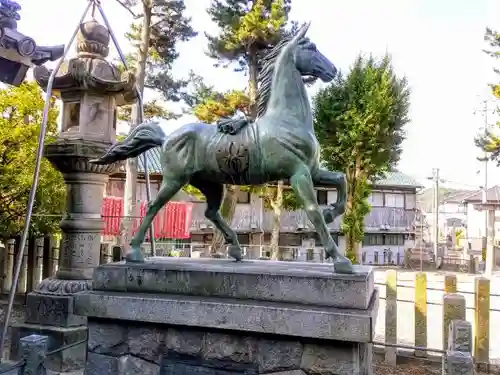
<box><xmin>127</xmin><ymin>179</ymin><xmax>184</xmax><ymax>263</ymax></box>
<box><xmin>290</xmin><ymin>166</ymin><xmax>353</xmax><ymax>274</ymax></box>
<box><xmin>312</xmin><ymin>168</ymin><xmax>347</xmax><ymax>224</ymax></box>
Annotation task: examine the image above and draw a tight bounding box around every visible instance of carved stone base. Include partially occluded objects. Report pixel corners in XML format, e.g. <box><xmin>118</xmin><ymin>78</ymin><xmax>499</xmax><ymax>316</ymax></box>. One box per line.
<box><xmin>10</xmin><ymin>323</ymin><xmax>87</xmax><ymax>373</ymax></box>
<box><xmin>34</xmin><ymin>276</ymin><xmax>92</xmax><ymax>295</ymax></box>
<box><xmin>25</xmin><ymin>278</ymin><xmax>91</xmax><ymax>328</ymax></box>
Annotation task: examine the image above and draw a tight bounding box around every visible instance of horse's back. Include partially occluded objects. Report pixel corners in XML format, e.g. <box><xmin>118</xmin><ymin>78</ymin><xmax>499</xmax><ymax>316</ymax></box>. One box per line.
<box><xmin>163</xmin><ymin>121</ymin><xmax>263</xmax><ymax>185</ymax></box>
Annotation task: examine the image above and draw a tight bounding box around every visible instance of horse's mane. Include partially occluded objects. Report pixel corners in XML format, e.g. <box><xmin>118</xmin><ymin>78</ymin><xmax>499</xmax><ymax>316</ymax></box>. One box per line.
<box><xmin>256</xmin><ymin>34</ymin><xmax>294</xmax><ymax>118</ymax></box>
<box><xmin>216</xmin><ymin>32</ymin><xmax>297</xmax><ymax>134</ymax></box>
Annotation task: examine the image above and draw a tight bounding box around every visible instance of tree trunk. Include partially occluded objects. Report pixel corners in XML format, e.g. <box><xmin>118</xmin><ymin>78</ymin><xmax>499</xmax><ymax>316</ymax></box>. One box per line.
<box><xmin>119</xmin><ymin>1</ymin><xmax>152</xmax><ymax>254</ymax></box>
<box><xmin>247</xmin><ymin>48</ymin><xmax>259</xmax><ymax>119</ymax></box>
<box><xmin>270</xmin><ymin>180</ymin><xmax>283</xmax><ymax>260</ymax></box>
<box><xmin>344</xmin><ymin>170</ymin><xmax>357</xmax><ymax>262</ymax></box>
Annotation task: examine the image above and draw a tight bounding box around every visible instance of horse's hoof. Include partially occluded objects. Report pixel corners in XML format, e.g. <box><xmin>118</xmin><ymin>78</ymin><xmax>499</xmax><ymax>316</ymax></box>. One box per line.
<box><xmin>333</xmin><ymin>258</ymin><xmax>354</xmax><ymax>274</ymax></box>
<box><xmin>228</xmin><ymin>245</ymin><xmax>243</xmax><ymax>262</ymax></box>
<box><xmin>125</xmin><ymin>248</ymin><xmax>145</xmax><ymax>263</ymax></box>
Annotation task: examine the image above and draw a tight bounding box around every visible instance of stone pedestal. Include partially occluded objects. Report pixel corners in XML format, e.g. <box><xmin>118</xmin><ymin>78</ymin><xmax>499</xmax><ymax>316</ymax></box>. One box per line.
<box><xmin>75</xmin><ymin>258</ymin><xmax>378</xmax><ymax>375</ymax></box>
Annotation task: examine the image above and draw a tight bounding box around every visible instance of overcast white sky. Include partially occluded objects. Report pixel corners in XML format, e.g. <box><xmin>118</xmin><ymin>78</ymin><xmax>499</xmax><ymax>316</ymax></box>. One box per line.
<box><xmin>17</xmin><ymin>0</ymin><xmax>500</xmax><ymax>189</ymax></box>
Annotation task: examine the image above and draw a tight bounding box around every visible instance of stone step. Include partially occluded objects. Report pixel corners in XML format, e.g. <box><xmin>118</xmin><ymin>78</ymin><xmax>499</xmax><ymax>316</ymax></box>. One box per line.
<box><xmin>74</xmin><ymin>288</ymin><xmax>379</xmax><ymax>343</ymax></box>
<box><xmin>93</xmin><ymin>257</ymin><xmax>374</xmax><ymax>309</ymax></box>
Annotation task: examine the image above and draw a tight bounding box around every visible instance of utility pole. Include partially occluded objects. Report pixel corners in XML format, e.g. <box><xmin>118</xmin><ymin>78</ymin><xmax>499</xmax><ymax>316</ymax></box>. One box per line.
<box><xmin>475</xmin><ymin>99</ymin><xmax>493</xmax><ymax>272</ymax></box>
<box><xmin>433</xmin><ymin>168</ymin><xmax>440</xmax><ymax>259</ymax></box>
<box><xmin>427</xmin><ymin>168</ymin><xmax>441</xmax><ymax>262</ymax></box>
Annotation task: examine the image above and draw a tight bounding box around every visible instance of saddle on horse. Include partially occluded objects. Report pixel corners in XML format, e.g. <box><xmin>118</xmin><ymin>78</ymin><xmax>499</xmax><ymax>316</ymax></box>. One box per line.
<box><xmin>216</xmin><ymin>116</ymin><xmax>251</xmax><ymax>135</ymax></box>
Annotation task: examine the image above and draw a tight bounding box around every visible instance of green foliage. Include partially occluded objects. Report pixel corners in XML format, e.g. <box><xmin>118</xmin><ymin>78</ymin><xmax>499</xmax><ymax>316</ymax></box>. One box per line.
<box><xmin>117</xmin><ymin>0</ymin><xmax>197</xmax><ymax>112</ymax></box>
<box><xmin>182</xmin><ymin>184</ymin><xmax>205</xmax><ymax>201</ymax></box>
<box><xmin>313</xmin><ymin>53</ymin><xmax>410</xmax><ymax>260</ymax></box>
<box><xmin>476</xmin><ymin>28</ymin><xmax>500</xmax><ymax>159</ymax></box>
<box><xmin>250</xmin><ymin>184</ymin><xmax>300</xmax><ymax>211</ymax></box>
<box><xmin>206</xmin><ymin>0</ymin><xmax>292</xmax><ymax>72</ymax></box>
<box><xmin>0</xmin><ymin>82</ymin><xmax>65</xmax><ymax>237</ymax></box>
<box><xmin>118</xmin><ymin>100</ymin><xmax>178</xmax><ymax>122</ymax></box>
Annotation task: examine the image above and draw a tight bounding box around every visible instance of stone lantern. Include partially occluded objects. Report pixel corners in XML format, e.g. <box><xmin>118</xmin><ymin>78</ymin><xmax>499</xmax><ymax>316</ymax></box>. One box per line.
<box><xmin>10</xmin><ymin>20</ymin><xmax>137</xmax><ymax>373</ymax></box>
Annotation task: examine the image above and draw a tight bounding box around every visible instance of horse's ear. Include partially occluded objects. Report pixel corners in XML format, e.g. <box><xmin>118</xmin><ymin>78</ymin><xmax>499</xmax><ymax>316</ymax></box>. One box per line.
<box><xmin>292</xmin><ymin>22</ymin><xmax>311</xmax><ymax>44</ymax></box>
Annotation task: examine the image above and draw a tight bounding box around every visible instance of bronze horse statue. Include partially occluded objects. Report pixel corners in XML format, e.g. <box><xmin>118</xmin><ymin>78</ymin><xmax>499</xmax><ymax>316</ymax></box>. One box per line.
<box><xmin>92</xmin><ymin>23</ymin><xmax>354</xmax><ymax>273</ymax></box>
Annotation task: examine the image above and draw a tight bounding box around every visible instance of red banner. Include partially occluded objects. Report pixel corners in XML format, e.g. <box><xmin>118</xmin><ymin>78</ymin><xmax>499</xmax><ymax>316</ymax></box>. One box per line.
<box><xmin>101</xmin><ymin>197</ymin><xmax>192</xmax><ymax>239</ymax></box>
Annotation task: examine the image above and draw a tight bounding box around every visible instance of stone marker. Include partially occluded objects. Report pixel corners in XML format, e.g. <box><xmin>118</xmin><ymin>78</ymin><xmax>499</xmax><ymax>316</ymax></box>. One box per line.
<box><xmin>75</xmin><ymin>259</ymin><xmax>378</xmax><ymax>375</ymax></box>
<box><xmin>442</xmin><ymin>293</ymin><xmax>465</xmax><ymax>350</ymax></box>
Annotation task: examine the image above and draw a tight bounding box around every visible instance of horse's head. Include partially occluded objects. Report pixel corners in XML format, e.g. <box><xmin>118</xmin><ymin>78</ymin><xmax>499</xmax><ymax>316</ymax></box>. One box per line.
<box><xmin>292</xmin><ymin>23</ymin><xmax>337</xmax><ymax>82</ymax></box>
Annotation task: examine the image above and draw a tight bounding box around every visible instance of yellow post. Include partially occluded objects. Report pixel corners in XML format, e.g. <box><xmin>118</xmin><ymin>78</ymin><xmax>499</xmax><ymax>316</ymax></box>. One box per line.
<box><xmin>414</xmin><ymin>272</ymin><xmax>427</xmax><ymax>357</ymax></box>
<box><xmin>474</xmin><ymin>277</ymin><xmax>490</xmax><ymax>364</ymax></box>
<box><xmin>385</xmin><ymin>270</ymin><xmax>397</xmax><ymax>365</ymax></box>
<box><xmin>443</xmin><ymin>293</ymin><xmax>465</xmax><ymax>350</ymax></box>
<box><xmin>444</xmin><ymin>274</ymin><xmax>457</xmax><ymax>294</ymax></box>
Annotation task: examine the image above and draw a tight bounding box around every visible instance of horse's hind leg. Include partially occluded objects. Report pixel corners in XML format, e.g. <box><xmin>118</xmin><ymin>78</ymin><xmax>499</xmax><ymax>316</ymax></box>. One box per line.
<box><xmin>127</xmin><ymin>178</ymin><xmax>185</xmax><ymax>262</ymax></box>
<box><xmin>190</xmin><ymin>177</ymin><xmax>243</xmax><ymax>261</ymax></box>
<box><xmin>289</xmin><ymin>165</ymin><xmax>353</xmax><ymax>274</ymax></box>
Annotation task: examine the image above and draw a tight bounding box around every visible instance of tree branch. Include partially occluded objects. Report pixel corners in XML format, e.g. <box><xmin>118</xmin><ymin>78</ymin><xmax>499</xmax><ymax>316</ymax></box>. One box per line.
<box><xmin>115</xmin><ymin>0</ymin><xmax>140</xmax><ymax>18</ymax></box>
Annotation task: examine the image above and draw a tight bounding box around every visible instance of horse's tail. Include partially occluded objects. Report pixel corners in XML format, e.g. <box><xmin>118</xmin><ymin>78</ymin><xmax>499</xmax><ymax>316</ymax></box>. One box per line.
<box><xmin>90</xmin><ymin>121</ymin><xmax>166</xmax><ymax>165</ymax></box>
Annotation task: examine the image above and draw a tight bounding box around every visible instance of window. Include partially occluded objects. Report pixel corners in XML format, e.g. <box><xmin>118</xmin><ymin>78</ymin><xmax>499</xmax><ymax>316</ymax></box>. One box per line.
<box><xmin>317</xmin><ymin>190</ymin><xmax>328</xmax><ymax>205</ymax></box>
<box><xmin>405</xmin><ymin>194</ymin><xmax>416</xmax><ymax>209</ymax></box>
<box><xmin>327</xmin><ymin>190</ymin><xmax>338</xmax><ymax>205</ymax></box>
<box><xmin>362</xmin><ymin>234</ymin><xmax>384</xmax><ymax>246</ymax></box>
<box><xmin>236</xmin><ymin>190</ymin><xmax>250</xmax><ymax>203</ymax></box>
<box><xmin>362</xmin><ymin>252</ymin><xmax>367</xmax><ymax>263</ymax></box>
<box><xmin>385</xmin><ymin>193</ymin><xmax>404</xmax><ymax>208</ymax></box>
<box><xmin>363</xmin><ymin>234</ymin><xmax>404</xmax><ymax>246</ymax></box>
<box><xmin>374</xmin><ymin>251</ymin><xmax>379</xmax><ymax>264</ymax></box>
<box><xmin>368</xmin><ymin>192</ymin><xmax>384</xmax><ymax>206</ymax></box>
<box><xmin>385</xmin><ymin>234</ymin><xmax>404</xmax><ymax>246</ymax></box>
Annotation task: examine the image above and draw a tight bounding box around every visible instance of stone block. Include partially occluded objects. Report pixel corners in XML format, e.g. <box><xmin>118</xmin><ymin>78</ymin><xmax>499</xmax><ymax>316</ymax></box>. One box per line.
<box><xmin>75</xmin><ymin>289</ymin><xmax>378</xmax><ymax>343</ymax></box>
<box><xmin>93</xmin><ymin>258</ymin><xmax>374</xmax><ymax>309</ymax></box>
<box><xmin>443</xmin><ymin>293</ymin><xmax>465</xmax><ymax>350</ymax></box>
<box><xmin>24</xmin><ymin>292</ymin><xmax>86</xmax><ymax>327</ymax></box>
<box><xmin>129</xmin><ymin>326</ymin><xmax>166</xmax><ymax>364</ymax></box>
<box><xmin>10</xmin><ymin>322</ymin><xmax>87</xmax><ymax>373</ymax></box>
<box><xmin>446</xmin><ymin>350</ymin><xmax>473</xmax><ymax>375</ymax></box>
<box><xmin>86</xmin><ymin>352</ymin><xmax>119</xmax><ymax>375</ymax></box>
<box><xmin>160</xmin><ymin>353</ymin><xmax>259</xmax><ymax>374</ymax></box>
<box><xmin>88</xmin><ymin>320</ymin><xmax>128</xmax><ymax>356</ymax></box>
<box><xmin>255</xmin><ymin>338</ymin><xmax>303</xmax><ymax>373</ymax></box>
<box><xmin>118</xmin><ymin>355</ymin><xmax>160</xmax><ymax>375</ymax></box>
<box><xmin>165</xmin><ymin>328</ymin><xmax>203</xmax><ymax>356</ymax></box>
<box><xmin>448</xmin><ymin>320</ymin><xmax>472</xmax><ymax>353</ymax></box>
<box><xmin>300</xmin><ymin>342</ymin><xmax>372</xmax><ymax>375</ymax></box>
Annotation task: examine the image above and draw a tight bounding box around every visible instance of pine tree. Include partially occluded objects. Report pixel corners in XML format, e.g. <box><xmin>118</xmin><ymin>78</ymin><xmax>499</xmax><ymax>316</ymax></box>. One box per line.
<box><xmin>205</xmin><ymin>0</ymin><xmax>293</xmax><ymax>253</ymax></box>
